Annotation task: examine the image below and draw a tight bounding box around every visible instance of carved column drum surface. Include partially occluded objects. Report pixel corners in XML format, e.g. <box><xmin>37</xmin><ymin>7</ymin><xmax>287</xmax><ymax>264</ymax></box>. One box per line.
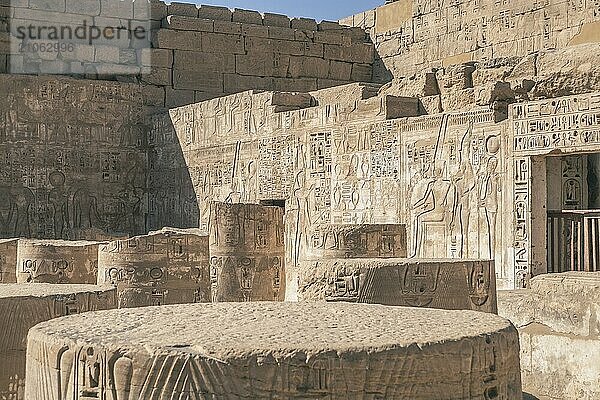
<box><xmin>0</xmin><ymin>239</ymin><xmax>18</xmax><ymax>283</ymax></box>
<box><xmin>209</xmin><ymin>202</ymin><xmax>285</xmax><ymax>302</ymax></box>
<box><xmin>97</xmin><ymin>228</ymin><xmax>210</xmax><ymax>308</ymax></box>
<box><xmin>298</xmin><ymin>258</ymin><xmax>498</xmax><ymax>313</ymax></box>
<box><xmin>25</xmin><ymin>302</ymin><xmax>521</xmax><ymax>399</ymax></box>
<box><xmin>16</xmin><ymin>239</ymin><xmax>102</xmax><ymax>284</ymax></box>
<box><xmin>0</xmin><ymin>284</ymin><xmax>117</xmax><ymax>400</ymax></box>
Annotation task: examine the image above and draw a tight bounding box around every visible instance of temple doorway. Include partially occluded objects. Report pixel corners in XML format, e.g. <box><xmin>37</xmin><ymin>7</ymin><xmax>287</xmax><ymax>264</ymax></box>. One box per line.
<box><xmin>546</xmin><ymin>153</ymin><xmax>600</xmax><ymax>273</ymax></box>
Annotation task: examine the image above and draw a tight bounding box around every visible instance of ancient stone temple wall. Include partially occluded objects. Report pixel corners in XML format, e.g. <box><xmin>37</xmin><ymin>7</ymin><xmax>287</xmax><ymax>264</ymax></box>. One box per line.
<box><xmin>0</xmin><ymin>1</ymin><xmax>375</xmax><ymax>108</ymax></box>
<box><xmin>165</xmin><ymin>87</ymin><xmax>515</xmax><ymax>289</ymax></box>
<box><xmin>0</xmin><ymin>75</ymin><xmax>149</xmax><ymax>240</ymax></box>
<box><xmin>340</xmin><ymin>0</ymin><xmax>600</xmax><ymax>81</ymax></box>
<box><xmin>0</xmin><ymin>74</ymin><xmax>199</xmax><ymax>240</ymax></box>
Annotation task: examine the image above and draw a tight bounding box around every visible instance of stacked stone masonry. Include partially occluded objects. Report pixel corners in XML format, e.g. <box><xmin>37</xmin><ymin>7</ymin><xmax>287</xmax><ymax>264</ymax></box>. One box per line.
<box><xmin>0</xmin><ymin>0</ymin><xmax>375</xmax><ymax>108</ymax></box>
<box><xmin>340</xmin><ymin>0</ymin><xmax>600</xmax><ymax>81</ymax></box>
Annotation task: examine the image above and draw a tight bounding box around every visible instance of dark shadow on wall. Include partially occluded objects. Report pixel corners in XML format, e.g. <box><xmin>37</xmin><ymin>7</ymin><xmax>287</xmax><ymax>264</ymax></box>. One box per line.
<box><xmin>146</xmin><ymin>112</ymin><xmax>200</xmax><ymax>231</ymax></box>
<box><xmin>372</xmin><ymin>55</ymin><xmax>394</xmax><ymax>84</ymax></box>
<box><xmin>523</xmin><ymin>393</ymin><xmax>540</xmax><ymax>400</ymax></box>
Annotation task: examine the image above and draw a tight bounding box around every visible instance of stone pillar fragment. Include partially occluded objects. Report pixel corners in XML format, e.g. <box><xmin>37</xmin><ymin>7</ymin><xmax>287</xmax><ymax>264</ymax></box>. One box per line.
<box><xmin>16</xmin><ymin>240</ymin><xmax>102</xmax><ymax>284</ymax></box>
<box><xmin>25</xmin><ymin>302</ymin><xmax>522</xmax><ymax>399</ymax></box>
<box><xmin>298</xmin><ymin>258</ymin><xmax>498</xmax><ymax>313</ymax></box>
<box><xmin>0</xmin><ymin>239</ymin><xmax>17</xmax><ymax>283</ymax></box>
<box><xmin>209</xmin><ymin>202</ymin><xmax>285</xmax><ymax>302</ymax></box>
<box><xmin>97</xmin><ymin>228</ymin><xmax>210</xmax><ymax>308</ymax></box>
<box><xmin>0</xmin><ymin>284</ymin><xmax>116</xmax><ymax>399</ymax></box>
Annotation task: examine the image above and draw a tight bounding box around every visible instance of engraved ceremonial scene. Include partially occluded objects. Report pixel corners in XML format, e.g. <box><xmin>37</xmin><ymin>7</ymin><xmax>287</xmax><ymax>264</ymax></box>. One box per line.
<box><xmin>0</xmin><ymin>0</ymin><xmax>599</xmax><ymax>398</ymax></box>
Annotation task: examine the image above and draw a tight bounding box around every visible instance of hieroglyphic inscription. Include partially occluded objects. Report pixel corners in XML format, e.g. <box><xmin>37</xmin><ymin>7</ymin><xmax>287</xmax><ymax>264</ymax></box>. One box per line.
<box><xmin>16</xmin><ymin>240</ymin><xmax>100</xmax><ymax>284</ymax></box>
<box><xmin>512</xmin><ymin>93</ymin><xmax>600</xmax><ymax>154</ymax></box>
<box><xmin>97</xmin><ymin>230</ymin><xmax>210</xmax><ymax>308</ymax></box>
<box><xmin>513</xmin><ymin>157</ymin><xmax>530</xmax><ymax>288</ymax></box>
<box><xmin>209</xmin><ymin>202</ymin><xmax>285</xmax><ymax>302</ymax></box>
<box><xmin>258</xmin><ymin>135</ymin><xmax>296</xmax><ymax>200</ymax></box>
<box><xmin>298</xmin><ymin>258</ymin><xmax>497</xmax><ymax>313</ymax></box>
<box><xmin>0</xmin><ymin>76</ymin><xmax>148</xmax><ymax>240</ymax></box>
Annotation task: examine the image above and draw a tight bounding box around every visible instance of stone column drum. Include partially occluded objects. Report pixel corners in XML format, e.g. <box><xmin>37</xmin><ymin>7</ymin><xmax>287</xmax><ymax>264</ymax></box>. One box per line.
<box><xmin>298</xmin><ymin>258</ymin><xmax>498</xmax><ymax>313</ymax></box>
<box><xmin>97</xmin><ymin>228</ymin><xmax>210</xmax><ymax>308</ymax></box>
<box><xmin>0</xmin><ymin>284</ymin><xmax>116</xmax><ymax>400</ymax></box>
<box><xmin>0</xmin><ymin>239</ymin><xmax>18</xmax><ymax>283</ymax></box>
<box><xmin>25</xmin><ymin>302</ymin><xmax>522</xmax><ymax>399</ymax></box>
<box><xmin>16</xmin><ymin>239</ymin><xmax>102</xmax><ymax>284</ymax></box>
<box><xmin>209</xmin><ymin>202</ymin><xmax>285</xmax><ymax>302</ymax></box>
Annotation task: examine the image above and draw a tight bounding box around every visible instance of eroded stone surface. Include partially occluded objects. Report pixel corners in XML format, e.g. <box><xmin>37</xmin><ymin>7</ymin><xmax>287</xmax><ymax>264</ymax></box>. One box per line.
<box><xmin>25</xmin><ymin>302</ymin><xmax>521</xmax><ymax>399</ymax></box>
<box><xmin>298</xmin><ymin>258</ymin><xmax>497</xmax><ymax>313</ymax></box>
<box><xmin>16</xmin><ymin>239</ymin><xmax>102</xmax><ymax>284</ymax></box>
<box><xmin>97</xmin><ymin>228</ymin><xmax>210</xmax><ymax>308</ymax></box>
<box><xmin>0</xmin><ymin>239</ymin><xmax>17</xmax><ymax>283</ymax></box>
<box><xmin>498</xmin><ymin>273</ymin><xmax>600</xmax><ymax>400</ymax></box>
<box><xmin>209</xmin><ymin>202</ymin><xmax>285</xmax><ymax>302</ymax></box>
<box><xmin>302</xmin><ymin>224</ymin><xmax>407</xmax><ymax>260</ymax></box>
<box><xmin>0</xmin><ymin>284</ymin><xmax>116</xmax><ymax>400</ymax></box>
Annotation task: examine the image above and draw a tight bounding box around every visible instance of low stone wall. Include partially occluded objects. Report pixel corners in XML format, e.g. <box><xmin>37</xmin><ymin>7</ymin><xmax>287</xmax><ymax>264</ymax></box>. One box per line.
<box><xmin>0</xmin><ymin>284</ymin><xmax>116</xmax><ymax>399</ymax></box>
<box><xmin>498</xmin><ymin>272</ymin><xmax>600</xmax><ymax>400</ymax></box>
<box><xmin>16</xmin><ymin>239</ymin><xmax>102</xmax><ymax>284</ymax></box>
<box><xmin>25</xmin><ymin>302</ymin><xmax>522</xmax><ymax>399</ymax></box>
<box><xmin>298</xmin><ymin>258</ymin><xmax>497</xmax><ymax>313</ymax></box>
<box><xmin>97</xmin><ymin>227</ymin><xmax>210</xmax><ymax>307</ymax></box>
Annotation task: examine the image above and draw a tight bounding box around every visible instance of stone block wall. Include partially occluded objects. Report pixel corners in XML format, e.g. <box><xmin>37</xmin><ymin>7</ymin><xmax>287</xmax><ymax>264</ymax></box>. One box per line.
<box><xmin>0</xmin><ymin>0</ymin><xmax>375</xmax><ymax>109</ymax></box>
<box><xmin>151</xmin><ymin>5</ymin><xmax>374</xmax><ymax>107</ymax></box>
<box><xmin>339</xmin><ymin>0</ymin><xmax>600</xmax><ymax>81</ymax></box>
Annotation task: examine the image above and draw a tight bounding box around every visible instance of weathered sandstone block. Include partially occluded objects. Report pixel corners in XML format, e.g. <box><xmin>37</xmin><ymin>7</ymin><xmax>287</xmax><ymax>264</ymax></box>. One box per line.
<box><xmin>97</xmin><ymin>228</ymin><xmax>210</xmax><ymax>308</ymax></box>
<box><xmin>16</xmin><ymin>239</ymin><xmax>102</xmax><ymax>284</ymax></box>
<box><xmin>0</xmin><ymin>238</ymin><xmax>17</xmax><ymax>283</ymax></box>
<box><xmin>298</xmin><ymin>258</ymin><xmax>497</xmax><ymax>313</ymax></box>
<box><xmin>498</xmin><ymin>273</ymin><xmax>600</xmax><ymax>400</ymax></box>
<box><xmin>209</xmin><ymin>202</ymin><xmax>285</xmax><ymax>302</ymax></box>
<box><xmin>0</xmin><ymin>284</ymin><xmax>116</xmax><ymax>400</ymax></box>
<box><xmin>25</xmin><ymin>302</ymin><xmax>522</xmax><ymax>399</ymax></box>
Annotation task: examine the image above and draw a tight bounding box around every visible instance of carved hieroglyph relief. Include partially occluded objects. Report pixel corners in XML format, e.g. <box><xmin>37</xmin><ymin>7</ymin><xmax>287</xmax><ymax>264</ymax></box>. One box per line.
<box><xmin>25</xmin><ymin>303</ymin><xmax>522</xmax><ymax>400</ymax></box>
<box><xmin>97</xmin><ymin>229</ymin><xmax>210</xmax><ymax>308</ymax></box>
<box><xmin>298</xmin><ymin>258</ymin><xmax>497</xmax><ymax>314</ymax></box>
<box><xmin>510</xmin><ymin>93</ymin><xmax>600</xmax><ymax>285</ymax></box>
<box><xmin>0</xmin><ymin>76</ymin><xmax>149</xmax><ymax>240</ymax></box>
<box><xmin>209</xmin><ymin>202</ymin><xmax>284</xmax><ymax>302</ymax></box>
<box><xmin>403</xmin><ymin>111</ymin><xmax>504</xmax><ymax>263</ymax></box>
<box><xmin>166</xmin><ymin>89</ymin><xmax>515</xmax><ymax>290</ymax></box>
<box><xmin>16</xmin><ymin>240</ymin><xmax>101</xmax><ymax>284</ymax></box>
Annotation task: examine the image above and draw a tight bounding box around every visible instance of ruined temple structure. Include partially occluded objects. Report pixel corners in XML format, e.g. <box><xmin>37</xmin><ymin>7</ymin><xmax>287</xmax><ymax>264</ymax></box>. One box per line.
<box><xmin>0</xmin><ymin>0</ymin><xmax>600</xmax><ymax>398</ymax></box>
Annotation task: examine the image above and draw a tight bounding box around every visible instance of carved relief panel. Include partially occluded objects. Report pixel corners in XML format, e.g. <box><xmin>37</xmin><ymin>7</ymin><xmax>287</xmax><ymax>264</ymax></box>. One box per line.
<box><xmin>97</xmin><ymin>229</ymin><xmax>210</xmax><ymax>308</ymax></box>
<box><xmin>209</xmin><ymin>202</ymin><xmax>285</xmax><ymax>302</ymax></box>
<box><xmin>297</xmin><ymin>258</ymin><xmax>498</xmax><ymax>314</ymax></box>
